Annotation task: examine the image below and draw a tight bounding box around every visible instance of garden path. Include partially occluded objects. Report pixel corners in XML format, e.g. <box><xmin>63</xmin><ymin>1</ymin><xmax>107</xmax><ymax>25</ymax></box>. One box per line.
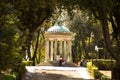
<box><xmin>21</xmin><ymin>62</ymin><xmax>93</xmax><ymax>80</ymax></box>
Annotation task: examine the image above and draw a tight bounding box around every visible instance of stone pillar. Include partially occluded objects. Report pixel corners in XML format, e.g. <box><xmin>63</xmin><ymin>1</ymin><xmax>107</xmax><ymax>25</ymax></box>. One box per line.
<box><xmin>50</xmin><ymin>40</ymin><xmax>53</xmax><ymax>61</ymax></box>
<box><xmin>45</xmin><ymin>40</ymin><xmax>49</xmax><ymax>62</ymax></box>
<box><xmin>67</xmin><ymin>41</ymin><xmax>69</xmax><ymax>62</ymax></box>
<box><xmin>64</xmin><ymin>40</ymin><xmax>66</xmax><ymax>60</ymax></box>
<box><xmin>60</xmin><ymin>41</ymin><xmax>62</xmax><ymax>56</ymax></box>
<box><xmin>68</xmin><ymin>40</ymin><xmax>72</xmax><ymax>62</ymax></box>
<box><xmin>54</xmin><ymin>39</ymin><xmax>57</xmax><ymax>61</ymax></box>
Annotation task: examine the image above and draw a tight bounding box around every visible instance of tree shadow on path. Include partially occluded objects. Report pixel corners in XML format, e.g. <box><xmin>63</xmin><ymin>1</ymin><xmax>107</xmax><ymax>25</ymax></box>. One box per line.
<box><xmin>21</xmin><ymin>72</ymin><xmax>93</xmax><ymax>80</ymax></box>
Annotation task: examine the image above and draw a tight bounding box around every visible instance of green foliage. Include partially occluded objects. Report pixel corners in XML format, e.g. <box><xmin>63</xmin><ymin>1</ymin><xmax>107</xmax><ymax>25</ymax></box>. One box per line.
<box><xmin>0</xmin><ymin>0</ymin><xmax>25</xmax><ymax>73</ymax></box>
<box><xmin>70</xmin><ymin>11</ymin><xmax>95</xmax><ymax>61</ymax></box>
<box><xmin>13</xmin><ymin>0</ymin><xmax>60</xmax><ymax>33</ymax></box>
<box><xmin>22</xmin><ymin>60</ymin><xmax>33</xmax><ymax>66</ymax></box>
<box><xmin>87</xmin><ymin>62</ymin><xmax>98</xmax><ymax>77</ymax></box>
<box><xmin>87</xmin><ymin>61</ymin><xmax>111</xmax><ymax>79</ymax></box>
<box><xmin>94</xmin><ymin>70</ymin><xmax>102</xmax><ymax>79</ymax></box>
<box><xmin>14</xmin><ymin>60</ymin><xmax>31</xmax><ymax>74</ymax></box>
<box><xmin>59</xmin><ymin>0</ymin><xmax>120</xmax><ymax>65</ymax></box>
<box><xmin>92</xmin><ymin>59</ymin><xmax>116</xmax><ymax>70</ymax></box>
<box><xmin>4</xmin><ymin>74</ymin><xmax>16</xmax><ymax>80</ymax></box>
<box><xmin>101</xmin><ymin>75</ymin><xmax>111</xmax><ymax>80</ymax></box>
<box><xmin>0</xmin><ymin>73</ymin><xmax>18</xmax><ymax>80</ymax></box>
<box><xmin>12</xmin><ymin>0</ymin><xmax>62</xmax><ymax>63</ymax></box>
<box><xmin>75</xmin><ymin>0</ymin><xmax>120</xmax><ymax>62</ymax></box>
<box><xmin>0</xmin><ymin>19</ymin><xmax>22</xmax><ymax>72</ymax></box>
<box><xmin>39</xmin><ymin>51</ymin><xmax>45</xmax><ymax>63</ymax></box>
<box><xmin>87</xmin><ymin>61</ymin><xmax>93</xmax><ymax>71</ymax></box>
<box><xmin>89</xmin><ymin>52</ymin><xmax>98</xmax><ymax>59</ymax></box>
<box><xmin>94</xmin><ymin>70</ymin><xmax>111</xmax><ymax>80</ymax></box>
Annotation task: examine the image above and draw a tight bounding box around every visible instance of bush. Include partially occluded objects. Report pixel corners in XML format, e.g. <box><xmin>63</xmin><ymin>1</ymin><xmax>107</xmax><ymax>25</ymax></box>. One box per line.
<box><xmin>17</xmin><ymin>60</ymin><xmax>32</xmax><ymax>74</ymax></box>
<box><xmin>94</xmin><ymin>70</ymin><xmax>111</xmax><ymax>80</ymax></box>
<box><xmin>2</xmin><ymin>73</ymin><xmax>18</xmax><ymax>80</ymax></box>
<box><xmin>22</xmin><ymin>60</ymin><xmax>33</xmax><ymax>66</ymax></box>
<box><xmin>101</xmin><ymin>75</ymin><xmax>111</xmax><ymax>80</ymax></box>
<box><xmin>11</xmin><ymin>60</ymin><xmax>32</xmax><ymax>80</ymax></box>
<box><xmin>87</xmin><ymin>61</ymin><xmax>111</xmax><ymax>80</ymax></box>
<box><xmin>94</xmin><ymin>70</ymin><xmax>102</xmax><ymax>79</ymax></box>
<box><xmin>87</xmin><ymin>62</ymin><xmax>92</xmax><ymax>72</ymax></box>
<box><xmin>4</xmin><ymin>74</ymin><xmax>16</xmax><ymax>80</ymax></box>
<box><xmin>87</xmin><ymin>62</ymin><xmax>98</xmax><ymax>77</ymax></box>
<box><xmin>92</xmin><ymin>59</ymin><xmax>115</xmax><ymax>70</ymax></box>
<box><xmin>91</xmin><ymin>67</ymin><xmax>98</xmax><ymax>77</ymax></box>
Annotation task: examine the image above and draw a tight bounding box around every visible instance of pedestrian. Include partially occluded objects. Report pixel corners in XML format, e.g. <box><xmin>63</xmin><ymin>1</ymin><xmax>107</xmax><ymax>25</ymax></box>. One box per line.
<box><xmin>80</xmin><ymin>60</ymin><xmax>83</xmax><ymax>67</ymax></box>
<box><xmin>61</xmin><ymin>58</ymin><xmax>65</xmax><ymax>65</ymax></box>
<box><xmin>59</xmin><ymin>56</ymin><xmax>62</xmax><ymax>66</ymax></box>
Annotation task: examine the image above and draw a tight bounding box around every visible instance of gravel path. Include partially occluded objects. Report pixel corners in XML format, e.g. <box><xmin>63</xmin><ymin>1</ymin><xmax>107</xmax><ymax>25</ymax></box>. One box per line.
<box><xmin>21</xmin><ymin>66</ymin><xmax>93</xmax><ymax>80</ymax></box>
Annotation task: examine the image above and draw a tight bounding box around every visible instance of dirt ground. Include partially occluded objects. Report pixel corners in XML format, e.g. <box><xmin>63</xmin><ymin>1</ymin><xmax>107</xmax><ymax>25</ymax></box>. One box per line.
<box><xmin>22</xmin><ymin>69</ymin><xmax>93</xmax><ymax>80</ymax></box>
<box><xmin>21</xmin><ymin>62</ymin><xmax>93</xmax><ymax>80</ymax></box>
<box><xmin>99</xmin><ymin>70</ymin><xmax>111</xmax><ymax>78</ymax></box>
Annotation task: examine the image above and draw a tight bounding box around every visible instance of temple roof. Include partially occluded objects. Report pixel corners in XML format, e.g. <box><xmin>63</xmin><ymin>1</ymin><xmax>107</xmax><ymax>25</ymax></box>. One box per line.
<box><xmin>47</xmin><ymin>20</ymin><xmax>71</xmax><ymax>33</ymax></box>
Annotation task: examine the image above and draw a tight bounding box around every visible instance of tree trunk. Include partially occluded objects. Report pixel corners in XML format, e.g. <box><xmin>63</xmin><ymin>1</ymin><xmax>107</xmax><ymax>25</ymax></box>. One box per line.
<box><xmin>89</xmin><ymin>36</ymin><xmax>91</xmax><ymax>52</ymax></box>
<box><xmin>82</xmin><ymin>39</ymin><xmax>89</xmax><ymax>59</ymax></box>
<box><xmin>112</xmin><ymin>68</ymin><xmax>120</xmax><ymax>80</ymax></box>
<box><xmin>111</xmin><ymin>4</ymin><xmax>120</xmax><ymax>79</ymax></box>
<box><xmin>99</xmin><ymin>10</ymin><xmax>112</xmax><ymax>59</ymax></box>
<box><xmin>32</xmin><ymin>30</ymin><xmax>40</xmax><ymax>66</ymax></box>
<box><xmin>112</xmin><ymin>60</ymin><xmax>120</xmax><ymax>80</ymax></box>
<box><xmin>112</xmin><ymin>32</ymin><xmax>120</xmax><ymax>79</ymax></box>
<box><xmin>26</xmin><ymin>33</ymin><xmax>33</xmax><ymax>60</ymax></box>
<box><xmin>100</xmin><ymin>9</ymin><xmax>120</xmax><ymax>79</ymax></box>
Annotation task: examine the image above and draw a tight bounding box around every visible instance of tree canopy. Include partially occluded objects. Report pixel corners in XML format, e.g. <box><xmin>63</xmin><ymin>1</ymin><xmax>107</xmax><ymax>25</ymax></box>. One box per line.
<box><xmin>1</xmin><ymin>1</ymin><xmax>120</xmax><ymax>79</ymax></box>
<box><xmin>59</xmin><ymin>0</ymin><xmax>120</xmax><ymax>63</ymax></box>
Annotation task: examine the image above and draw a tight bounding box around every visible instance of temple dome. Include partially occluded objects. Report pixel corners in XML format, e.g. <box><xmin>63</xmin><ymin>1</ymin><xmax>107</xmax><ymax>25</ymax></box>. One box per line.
<box><xmin>47</xmin><ymin>20</ymin><xmax>70</xmax><ymax>33</ymax></box>
<box><xmin>47</xmin><ymin>25</ymin><xmax>70</xmax><ymax>33</ymax></box>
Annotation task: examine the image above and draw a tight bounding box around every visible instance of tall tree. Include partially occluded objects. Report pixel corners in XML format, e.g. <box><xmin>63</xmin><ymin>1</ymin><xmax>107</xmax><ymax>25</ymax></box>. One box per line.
<box><xmin>63</xmin><ymin>0</ymin><xmax>120</xmax><ymax>79</ymax></box>
<box><xmin>72</xmin><ymin>13</ymin><xmax>103</xmax><ymax>60</ymax></box>
<box><xmin>58</xmin><ymin>0</ymin><xmax>120</xmax><ymax>79</ymax></box>
<box><xmin>13</xmin><ymin>0</ymin><xmax>60</xmax><ymax>62</ymax></box>
<box><xmin>0</xmin><ymin>1</ymin><xmax>23</xmax><ymax>72</ymax></box>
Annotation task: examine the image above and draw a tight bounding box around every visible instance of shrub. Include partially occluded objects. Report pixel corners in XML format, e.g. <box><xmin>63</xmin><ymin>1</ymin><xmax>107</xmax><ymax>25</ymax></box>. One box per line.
<box><xmin>3</xmin><ymin>73</ymin><xmax>18</xmax><ymax>80</ymax></box>
<box><xmin>87</xmin><ymin>62</ymin><xmax>98</xmax><ymax>77</ymax></box>
<box><xmin>94</xmin><ymin>70</ymin><xmax>102</xmax><ymax>79</ymax></box>
<box><xmin>87</xmin><ymin>62</ymin><xmax>92</xmax><ymax>72</ymax></box>
<box><xmin>93</xmin><ymin>70</ymin><xmax>111</xmax><ymax>80</ymax></box>
<box><xmin>87</xmin><ymin>60</ymin><xmax>111</xmax><ymax>80</ymax></box>
<box><xmin>17</xmin><ymin>60</ymin><xmax>31</xmax><ymax>74</ymax></box>
<box><xmin>91</xmin><ymin>66</ymin><xmax>98</xmax><ymax>77</ymax></box>
<box><xmin>92</xmin><ymin>59</ymin><xmax>115</xmax><ymax>70</ymax></box>
<box><xmin>101</xmin><ymin>75</ymin><xmax>111</xmax><ymax>80</ymax></box>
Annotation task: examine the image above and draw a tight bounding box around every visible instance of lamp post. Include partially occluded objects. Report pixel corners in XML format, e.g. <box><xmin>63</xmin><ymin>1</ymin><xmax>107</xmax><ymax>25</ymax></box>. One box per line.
<box><xmin>95</xmin><ymin>45</ymin><xmax>103</xmax><ymax>59</ymax></box>
<box><xmin>95</xmin><ymin>45</ymin><xmax>99</xmax><ymax>59</ymax></box>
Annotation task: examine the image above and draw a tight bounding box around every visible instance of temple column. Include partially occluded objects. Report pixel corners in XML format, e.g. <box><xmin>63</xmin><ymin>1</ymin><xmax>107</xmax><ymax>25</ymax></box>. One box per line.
<box><xmin>45</xmin><ymin>40</ymin><xmax>49</xmax><ymax>62</ymax></box>
<box><xmin>50</xmin><ymin>40</ymin><xmax>53</xmax><ymax>61</ymax></box>
<box><xmin>54</xmin><ymin>39</ymin><xmax>57</xmax><ymax>61</ymax></box>
<box><xmin>64</xmin><ymin>40</ymin><xmax>66</xmax><ymax>60</ymax></box>
<box><xmin>68</xmin><ymin>40</ymin><xmax>72</xmax><ymax>62</ymax></box>
<box><xmin>60</xmin><ymin>41</ymin><xmax>62</xmax><ymax>56</ymax></box>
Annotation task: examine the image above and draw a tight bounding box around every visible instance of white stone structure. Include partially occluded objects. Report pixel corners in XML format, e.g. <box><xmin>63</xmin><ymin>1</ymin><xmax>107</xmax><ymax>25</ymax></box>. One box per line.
<box><xmin>45</xmin><ymin>21</ymin><xmax>73</xmax><ymax>62</ymax></box>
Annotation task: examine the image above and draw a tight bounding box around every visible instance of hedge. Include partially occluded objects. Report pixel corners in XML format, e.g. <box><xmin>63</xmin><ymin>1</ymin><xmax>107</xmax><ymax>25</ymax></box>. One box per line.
<box><xmin>0</xmin><ymin>73</ymin><xmax>19</xmax><ymax>80</ymax></box>
<box><xmin>92</xmin><ymin>59</ymin><xmax>115</xmax><ymax>70</ymax></box>
<box><xmin>87</xmin><ymin>61</ymin><xmax>111</xmax><ymax>80</ymax></box>
<box><xmin>87</xmin><ymin>62</ymin><xmax>98</xmax><ymax>77</ymax></box>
